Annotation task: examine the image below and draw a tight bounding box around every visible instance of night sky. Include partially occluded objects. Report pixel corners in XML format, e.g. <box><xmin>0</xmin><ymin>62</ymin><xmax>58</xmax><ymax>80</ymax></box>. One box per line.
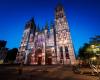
<box><xmin>0</xmin><ymin>0</ymin><xmax>100</xmax><ymax>55</ymax></box>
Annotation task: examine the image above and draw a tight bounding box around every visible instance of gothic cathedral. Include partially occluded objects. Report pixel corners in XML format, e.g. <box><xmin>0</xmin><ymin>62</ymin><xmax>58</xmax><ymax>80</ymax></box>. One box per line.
<box><xmin>16</xmin><ymin>4</ymin><xmax>76</xmax><ymax>65</ymax></box>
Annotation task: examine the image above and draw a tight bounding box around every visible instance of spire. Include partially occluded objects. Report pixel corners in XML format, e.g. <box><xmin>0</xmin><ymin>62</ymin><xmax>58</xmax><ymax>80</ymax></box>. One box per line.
<box><xmin>41</xmin><ymin>26</ymin><xmax>45</xmax><ymax>32</ymax></box>
<box><xmin>30</xmin><ymin>17</ymin><xmax>36</xmax><ymax>29</ymax></box>
<box><xmin>45</xmin><ymin>21</ymin><xmax>49</xmax><ymax>30</ymax></box>
<box><xmin>25</xmin><ymin>17</ymin><xmax>36</xmax><ymax>30</ymax></box>
<box><xmin>55</xmin><ymin>0</ymin><xmax>63</xmax><ymax>11</ymax></box>
<box><xmin>50</xmin><ymin>21</ymin><xmax>54</xmax><ymax>29</ymax></box>
<box><xmin>55</xmin><ymin>1</ymin><xmax>64</xmax><ymax>19</ymax></box>
<box><xmin>36</xmin><ymin>24</ymin><xmax>40</xmax><ymax>32</ymax></box>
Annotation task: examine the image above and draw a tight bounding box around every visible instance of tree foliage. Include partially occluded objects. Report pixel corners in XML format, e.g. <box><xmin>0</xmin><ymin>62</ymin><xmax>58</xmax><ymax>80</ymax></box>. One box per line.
<box><xmin>5</xmin><ymin>48</ymin><xmax>18</xmax><ymax>63</ymax></box>
<box><xmin>78</xmin><ymin>35</ymin><xmax>100</xmax><ymax>60</ymax></box>
<box><xmin>78</xmin><ymin>43</ymin><xmax>91</xmax><ymax>60</ymax></box>
<box><xmin>0</xmin><ymin>40</ymin><xmax>7</xmax><ymax>50</ymax></box>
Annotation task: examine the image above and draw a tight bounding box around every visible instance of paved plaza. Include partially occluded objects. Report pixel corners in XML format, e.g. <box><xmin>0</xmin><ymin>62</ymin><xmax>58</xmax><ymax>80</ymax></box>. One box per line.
<box><xmin>0</xmin><ymin>65</ymin><xmax>99</xmax><ymax>80</ymax></box>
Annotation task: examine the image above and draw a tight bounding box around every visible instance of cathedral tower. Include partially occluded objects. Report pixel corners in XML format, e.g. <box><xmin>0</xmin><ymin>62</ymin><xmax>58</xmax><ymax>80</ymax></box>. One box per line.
<box><xmin>55</xmin><ymin>4</ymin><xmax>76</xmax><ymax>64</ymax></box>
<box><xmin>16</xmin><ymin>18</ymin><xmax>36</xmax><ymax>64</ymax></box>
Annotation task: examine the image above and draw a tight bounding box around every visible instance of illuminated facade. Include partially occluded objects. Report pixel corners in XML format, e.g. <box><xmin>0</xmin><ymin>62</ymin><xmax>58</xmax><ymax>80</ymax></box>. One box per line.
<box><xmin>55</xmin><ymin>4</ymin><xmax>76</xmax><ymax>65</ymax></box>
<box><xmin>16</xmin><ymin>4</ymin><xmax>76</xmax><ymax>65</ymax></box>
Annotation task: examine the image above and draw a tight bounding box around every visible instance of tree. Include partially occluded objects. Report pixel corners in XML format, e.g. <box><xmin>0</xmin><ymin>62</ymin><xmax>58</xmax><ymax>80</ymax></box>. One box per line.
<box><xmin>78</xmin><ymin>43</ymin><xmax>92</xmax><ymax>60</ymax></box>
<box><xmin>78</xmin><ymin>35</ymin><xmax>100</xmax><ymax>61</ymax></box>
<box><xmin>0</xmin><ymin>40</ymin><xmax>7</xmax><ymax>64</ymax></box>
<box><xmin>0</xmin><ymin>40</ymin><xmax>7</xmax><ymax>49</ymax></box>
<box><xmin>90</xmin><ymin>35</ymin><xmax>100</xmax><ymax>45</ymax></box>
<box><xmin>90</xmin><ymin>35</ymin><xmax>100</xmax><ymax>54</ymax></box>
<box><xmin>5</xmin><ymin>48</ymin><xmax>18</xmax><ymax>63</ymax></box>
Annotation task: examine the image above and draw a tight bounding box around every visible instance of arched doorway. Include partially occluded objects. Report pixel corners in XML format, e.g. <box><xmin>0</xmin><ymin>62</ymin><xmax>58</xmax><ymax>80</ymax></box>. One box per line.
<box><xmin>45</xmin><ymin>49</ymin><xmax>52</xmax><ymax>65</ymax></box>
<box><xmin>35</xmin><ymin>48</ymin><xmax>42</xmax><ymax>65</ymax></box>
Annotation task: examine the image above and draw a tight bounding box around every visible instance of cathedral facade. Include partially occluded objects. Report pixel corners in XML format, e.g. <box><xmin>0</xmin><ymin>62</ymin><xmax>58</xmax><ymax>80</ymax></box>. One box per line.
<box><xmin>16</xmin><ymin>4</ymin><xmax>76</xmax><ymax>65</ymax></box>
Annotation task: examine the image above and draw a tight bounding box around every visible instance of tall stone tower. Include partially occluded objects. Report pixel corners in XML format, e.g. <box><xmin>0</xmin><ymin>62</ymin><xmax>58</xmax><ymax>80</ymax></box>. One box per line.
<box><xmin>55</xmin><ymin>4</ymin><xmax>76</xmax><ymax>65</ymax></box>
<box><xmin>16</xmin><ymin>18</ymin><xmax>36</xmax><ymax>64</ymax></box>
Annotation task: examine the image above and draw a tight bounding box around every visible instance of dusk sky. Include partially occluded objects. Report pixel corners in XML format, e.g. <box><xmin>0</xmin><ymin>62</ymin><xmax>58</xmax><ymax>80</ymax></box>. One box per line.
<box><xmin>0</xmin><ymin>0</ymin><xmax>100</xmax><ymax>55</ymax></box>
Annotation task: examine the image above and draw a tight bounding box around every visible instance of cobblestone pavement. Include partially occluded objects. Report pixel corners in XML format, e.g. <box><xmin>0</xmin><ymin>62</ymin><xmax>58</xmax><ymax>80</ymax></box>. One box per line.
<box><xmin>0</xmin><ymin>65</ymin><xmax>99</xmax><ymax>80</ymax></box>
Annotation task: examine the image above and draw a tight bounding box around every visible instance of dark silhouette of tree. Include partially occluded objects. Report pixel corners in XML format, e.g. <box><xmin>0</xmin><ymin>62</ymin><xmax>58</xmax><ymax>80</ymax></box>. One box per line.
<box><xmin>78</xmin><ymin>43</ymin><xmax>92</xmax><ymax>60</ymax></box>
<box><xmin>0</xmin><ymin>40</ymin><xmax>18</xmax><ymax>64</ymax></box>
<box><xmin>0</xmin><ymin>40</ymin><xmax>7</xmax><ymax>50</ymax></box>
<box><xmin>5</xmin><ymin>48</ymin><xmax>18</xmax><ymax>63</ymax></box>
<box><xmin>0</xmin><ymin>40</ymin><xmax>8</xmax><ymax>63</ymax></box>
<box><xmin>90</xmin><ymin>35</ymin><xmax>100</xmax><ymax>45</ymax></box>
